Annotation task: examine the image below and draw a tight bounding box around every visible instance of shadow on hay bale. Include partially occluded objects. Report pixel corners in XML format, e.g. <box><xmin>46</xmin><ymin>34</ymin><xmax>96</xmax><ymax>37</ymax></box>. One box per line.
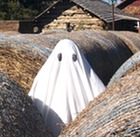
<box><xmin>0</xmin><ymin>71</ymin><xmax>53</xmax><ymax>137</ymax></box>
<box><xmin>59</xmin><ymin>66</ymin><xmax>140</xmax><ymax>137</ymax></box>
<box><xmin>108</xmin><ymin>51</ymin><xmax>140</xmax><ymax>86</ymax></box>
<box><xmin>110</xmin><ymin>31</ymin><xmax>140</xmax><ymax>53</ymax></box>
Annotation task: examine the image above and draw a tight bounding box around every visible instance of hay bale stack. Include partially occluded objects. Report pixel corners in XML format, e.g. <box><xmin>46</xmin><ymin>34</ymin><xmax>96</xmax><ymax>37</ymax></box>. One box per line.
<box><xmin>0</xmin><ymin>30</ymin><xmax>133</xmax><ymax>90</ymax></box>
<box><xmin>0</xmin><ymin>71</ymin><xmax>53</xmax><ymax>137</ymax></box>
<box><xmin>59</xmin><ymin>66</ymin><xmax>140</xmax><ymax>137</ymax></box>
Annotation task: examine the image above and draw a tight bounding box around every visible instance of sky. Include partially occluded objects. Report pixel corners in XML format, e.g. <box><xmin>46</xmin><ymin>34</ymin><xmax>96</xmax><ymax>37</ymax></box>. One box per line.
<box><xmin>104</xmin><ymin>0</ymin><xmax>121</xmax><ymax>5</ymax></box>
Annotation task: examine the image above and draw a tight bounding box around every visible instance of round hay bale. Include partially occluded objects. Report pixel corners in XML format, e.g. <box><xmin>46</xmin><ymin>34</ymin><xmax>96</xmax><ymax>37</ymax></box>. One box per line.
<box><xmin>110</xmin><ymin>31</ymin><xmax>140</xmax><ymax>53</ymax></box>
<box><xmin>0</xmin><ymin>71</ymin><xmax>53</xmax><ymax>137</ymax></box>
<box><xmin>59</xmin><ymin>66</ymin><xmax>140</xmax><ymax>137</ymax></box>
<box><xmin>75</xmin><ymin>30</ymin><xmax>133</xmax><ymax>85</ymax></box>
<box><xmin>0</xmin><ymin>30</ymin><xmax>133</xmax><ymax>88</ymax></box>
<box><xmin>108</xmin><ymin>51</ymin><xmax>140</xmax><ymax>86</ymax></box>
<box><xmin>0</xmin><ymin>36</ymin><xmax>51</xmax><ymax>92</ymax></box>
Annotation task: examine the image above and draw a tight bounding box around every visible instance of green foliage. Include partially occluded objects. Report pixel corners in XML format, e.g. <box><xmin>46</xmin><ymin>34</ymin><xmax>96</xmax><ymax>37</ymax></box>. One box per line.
<box><xmin>0</xmin><ymin>0</ymin><xmax>54</xmax><ymax>20</ymax></box>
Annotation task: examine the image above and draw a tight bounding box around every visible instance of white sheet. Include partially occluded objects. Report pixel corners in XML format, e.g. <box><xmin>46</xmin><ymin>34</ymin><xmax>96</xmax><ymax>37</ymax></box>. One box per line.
<box><xmin>28</xmin><ymin>39</ymin><xmax>105</xmax><ymax>136</ymax></box>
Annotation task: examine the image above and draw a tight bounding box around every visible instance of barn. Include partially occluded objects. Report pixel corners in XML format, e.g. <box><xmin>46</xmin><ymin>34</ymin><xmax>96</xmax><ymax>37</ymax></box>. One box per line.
<box><xmin>116</xmin><ymin>0</ymin><xmax>140</xmax><ymax>17</ymax></box>
<box><xmin>18</xmin><ymin>0</ymin><xmax>140</xmax><ymax>33</ymax></box>
<box><xmin>116</xmin><ymin>0</ymin><xmax>140</xmax><ymax>31</ymax></box>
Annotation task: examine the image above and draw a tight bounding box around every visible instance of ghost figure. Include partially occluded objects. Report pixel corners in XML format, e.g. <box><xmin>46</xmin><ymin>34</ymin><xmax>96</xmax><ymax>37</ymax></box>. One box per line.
<box><xmin>28</xmin><ymin>39</ymin><xmax>105</xmax><ymax>136</ymax></box>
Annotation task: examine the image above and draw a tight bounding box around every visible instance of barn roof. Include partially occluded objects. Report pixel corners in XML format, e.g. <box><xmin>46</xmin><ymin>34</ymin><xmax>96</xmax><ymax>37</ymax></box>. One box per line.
<box><xmin>116</xmin><ymin>0</ymin><xmax>140</xmax><ymax>17</ymax></box>
<box><xmin>34</xmin><ymin>0</ymin><xmax>140</xmax><ymax>23</ymax></box>
<box><xmin>116</xmin><ymin>0</ymin><xmax>138</xmax><ymax>9</ymax></box>
<box><xmin>71</xmin><ymin>0</ymin><xmax>123</xmax><ymax>22</ymax></box>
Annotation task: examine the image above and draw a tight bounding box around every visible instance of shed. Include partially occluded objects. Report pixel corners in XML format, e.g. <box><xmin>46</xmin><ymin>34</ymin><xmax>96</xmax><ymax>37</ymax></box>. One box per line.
<box><xmin>18</xmin><ymin>0</ymin><xmax>140</xmax><ymax>33</ymax></box>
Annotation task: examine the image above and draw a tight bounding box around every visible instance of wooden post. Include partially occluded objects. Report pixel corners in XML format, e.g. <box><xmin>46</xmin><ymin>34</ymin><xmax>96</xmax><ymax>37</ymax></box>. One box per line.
<box><xmin>112</xmin><ymin>0</ymin><xmax>115</xmax><ymax>30</ymax></box>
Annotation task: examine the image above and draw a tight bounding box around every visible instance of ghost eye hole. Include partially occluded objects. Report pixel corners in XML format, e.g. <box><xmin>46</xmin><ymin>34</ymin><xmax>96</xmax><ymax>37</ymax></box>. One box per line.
<box><xmin>72</xmin><ymin>54</ymin><xmax>77</xmax><ymax>62</ymax></box>
<box><xmin>57</xmin><ymin>53</ymin><xmax>62</xmax><ymax>61</ymax></box>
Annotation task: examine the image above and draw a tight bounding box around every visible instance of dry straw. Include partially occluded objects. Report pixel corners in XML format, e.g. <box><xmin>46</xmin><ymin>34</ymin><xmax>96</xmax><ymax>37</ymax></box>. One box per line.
<box><xmin>108</xmin><ymin>51</ymin><xmax>140</xmax><ymax>86</ymax></box>
<box><xmin>0</xmin><ymin>40</ymin><xmax>47</xmax><ymax>93</ymax></box>
<box><xmin>60</xmin><ymin>65</ymin><xmax>140</xmax><ymax>137</ymax></box>
<box><xmin>0</xmin><ymin>71</ymin><xmax>53</xmax><ymax>137</ymax></box>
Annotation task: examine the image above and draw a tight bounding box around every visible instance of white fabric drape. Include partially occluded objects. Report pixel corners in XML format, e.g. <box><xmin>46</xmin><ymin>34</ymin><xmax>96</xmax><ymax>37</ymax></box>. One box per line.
<box><xmin>28</xmin><ymin>39</ymin><xmax>105</xmax><ymax>136</ymax></box>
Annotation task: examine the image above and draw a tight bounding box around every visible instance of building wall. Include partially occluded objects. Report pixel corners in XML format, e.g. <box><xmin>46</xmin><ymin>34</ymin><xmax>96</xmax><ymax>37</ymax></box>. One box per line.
<box><xmin>42</xmin><ymin>5</ymin><xmax>105</xmax><ymax>31</ymax></box>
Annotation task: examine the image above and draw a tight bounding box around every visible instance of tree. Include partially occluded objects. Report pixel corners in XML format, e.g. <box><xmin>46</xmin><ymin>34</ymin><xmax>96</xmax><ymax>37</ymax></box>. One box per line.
<box><xmin>0</xmin><ymin>0</ymin><xmax>54</xmax><ymax>20</ymax></box>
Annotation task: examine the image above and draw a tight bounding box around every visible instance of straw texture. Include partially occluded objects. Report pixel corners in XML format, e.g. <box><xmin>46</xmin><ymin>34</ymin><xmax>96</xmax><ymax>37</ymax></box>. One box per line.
<box><xmin>0</xmin><ymin>38</ymin><xmax>48</xmax><ymax>92</ymax></box>
<box><xmin>59</xmin><ymin>65</ymin><xmax>140</xmax><ymax>137</ymax></box>
<box><xmin>108</xmin><ymin>51</ymin><xmax>140</xmax><ymax>86</ymax></box>
<box><xmin>0</xmin><ymin>71</ymin><xmax>53</xmax><ymax>137</ymax></box>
